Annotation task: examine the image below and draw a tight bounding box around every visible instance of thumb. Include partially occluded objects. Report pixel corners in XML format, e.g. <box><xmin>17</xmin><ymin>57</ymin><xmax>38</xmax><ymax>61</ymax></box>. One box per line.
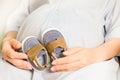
<box><xmin>10</xmin><ymin>39</ymin><xmax>22</xmax><ymax>50</ymax></box>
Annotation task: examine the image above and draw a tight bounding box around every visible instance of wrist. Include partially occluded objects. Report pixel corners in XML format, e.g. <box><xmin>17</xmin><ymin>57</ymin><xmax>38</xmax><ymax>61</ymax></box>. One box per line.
<box><xmin>94</xmin><ymin>47</ymin><xmax>108</xmax><ymax>61</ymax></box>
<box><xmin>2</xmin><ymin>31</ymin><xmax>18</xmax><ymax>46</ymax></box>
<box><xmin>87</xmin><ymin>47</ymin><xmax>107</xmax><ymax>63</ymax></box>
<box><xmin>5</xmin><ymin>31</ymin><xmax>17</xmax><ymax>39</ymax></box>
<box><xmin>94</xmin><ymin>44</ymin><xmax>114</xmax><ymax>61</ymax></box>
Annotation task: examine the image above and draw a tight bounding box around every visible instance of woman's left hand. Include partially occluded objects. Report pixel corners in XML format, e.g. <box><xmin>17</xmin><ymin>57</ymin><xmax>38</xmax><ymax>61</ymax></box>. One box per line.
<box><xmin>51</xmin><ymin>46</ymin><xmax>104</xmax><ymax>72</ymax></box>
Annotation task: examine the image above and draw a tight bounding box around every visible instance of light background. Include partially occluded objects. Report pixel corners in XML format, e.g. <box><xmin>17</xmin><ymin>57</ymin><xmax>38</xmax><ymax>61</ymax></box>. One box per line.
<box><xmin>0</xmin><ymin>0</ymin><xmax>20</xmax><ymax>50</ymax></box>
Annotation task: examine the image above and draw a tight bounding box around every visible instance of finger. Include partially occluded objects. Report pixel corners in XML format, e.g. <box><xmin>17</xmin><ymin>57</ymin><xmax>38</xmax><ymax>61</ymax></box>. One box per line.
<box><xmin>2</xmin><ymin>39</ymin><xmax>27</xmax><ymax>59</ymax></box>
<box><xmin>10</xmin><ymin>39</ymin><xmax>22</xmax><ymax>49</ymax></box>
<box><xmin>2</xmin><ymin>53</ymin><xmax>8</xmax><ymax>61</ymax></box>
<box><xmin>63</xmin><ymin>47</ymin><xmax>83</xmax><ymax>56</ymax></box>
<box><xmin>51</xmin><ymin>61</ymin><xmax>83</xmax><ymax>72</ymax></box>
<box><xmin>5</xmin><ymin>49</ymin><xmax>28</xmax><ymax>59</ymax></box>
<box><xmin>52</xmin><ymin>53</ymin><xmax>80</xmax><ymax>65</ymax></box>
<box><xmin>6</xmin><ymin>58</ymin><xmax>32</xmax><ymax>70</ymax></box>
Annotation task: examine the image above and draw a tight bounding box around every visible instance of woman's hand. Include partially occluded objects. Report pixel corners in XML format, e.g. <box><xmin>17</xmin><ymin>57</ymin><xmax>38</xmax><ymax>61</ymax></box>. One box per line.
<box><xmin>51</xmin><ymin>47</ymin><xmax>101</xmax><ymax>72</ymax></box>
<box><xmin>1</xmin><ymin>31</ymin><xmax>32</xmax><ymax>70</ymax></box>
<box><xmin>51</xmin><ymin>38</ymin><xmax>120</xmax><ymax>72</ymax></box>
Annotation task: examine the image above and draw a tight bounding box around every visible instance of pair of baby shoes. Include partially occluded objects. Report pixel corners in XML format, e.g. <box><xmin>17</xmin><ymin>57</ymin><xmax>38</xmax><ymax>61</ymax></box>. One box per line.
<box><xmin>22</xmin><ymin>28</ymin><xmax>67</xmax><ymax>70</ymax></box>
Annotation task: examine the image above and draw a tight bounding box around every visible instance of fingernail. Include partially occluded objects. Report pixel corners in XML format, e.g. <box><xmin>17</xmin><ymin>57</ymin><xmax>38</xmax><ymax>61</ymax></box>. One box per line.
<box><xmin>63</xmin><ymin>52</ymin><xmax>67</xmax><ymax>55</ymax></box>
<box><xmin>23</xmin><ymin>54</ymin><xmax>28</xmax><ymax>58</ymax></box>
<box><xmin>27</xmin><ymin>65</ymin><xmax>32</xmax><ymax>69</ymax></box>
<box><xmin>28</xmin><ymin>66</ymin><xmax>32</xmax><ymax>70</ymax></box>
<box><xmin>52</xmin><ymin>61</ymin><xmax>56</xmax><ymax>65</ymax></box>
<box><xmin>51</xmin><ymin>67</ymin><xmax>55</xmax><ymax>71</ymax></box>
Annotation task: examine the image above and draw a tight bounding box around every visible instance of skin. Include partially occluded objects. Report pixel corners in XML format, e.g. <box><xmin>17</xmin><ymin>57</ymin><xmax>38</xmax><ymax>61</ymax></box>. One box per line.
<box><xmin>2</xmin><ymin>31</ymin><xmax>120</xmax><ymax>71</ymax></box>
<box><xmin>51</xmin><ymin>38</ymin><xmax>120</xmax><ymax>72</ymax></box>
<box><xmin>2</xmin><ymin>31</ymin><xmax>32</xmax><ymax>70</ymax></box>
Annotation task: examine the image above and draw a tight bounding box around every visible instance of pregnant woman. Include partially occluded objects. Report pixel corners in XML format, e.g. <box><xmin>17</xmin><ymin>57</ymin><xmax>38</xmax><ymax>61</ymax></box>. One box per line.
<box><xmin>1</xmin><ymin>0</ymin><xmax>120</xmax><ymax>80</ymax></box>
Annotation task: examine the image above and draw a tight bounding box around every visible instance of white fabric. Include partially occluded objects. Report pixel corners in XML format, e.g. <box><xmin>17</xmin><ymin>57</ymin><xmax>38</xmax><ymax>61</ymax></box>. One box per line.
<box><xmin>0</xmin><ymin>0</ymin><xmax>20</xmax><ymax>51</ymax></box>
<box><xmin>118</xmin><ymin>68</ymin><xmax>120</xmax><ymax>80</ymax></box>
<box><xmin>0</xmin><ymin>55</ymin><xmax>118</xmax><ymax>80</ymax></box>
<box><xmin>6</xmin><ymin>0</ymin><xmax>48</xmax><ymax>33</ymax></box>
<box><xmin>0</xmin><ymin>56</ymin><xmax>32</xmax><ymax>80</ymax></box>
<box><xmin>3</xmin><ymin>0</ymin><xmax>120</xmax><ymax>80</ymax></box>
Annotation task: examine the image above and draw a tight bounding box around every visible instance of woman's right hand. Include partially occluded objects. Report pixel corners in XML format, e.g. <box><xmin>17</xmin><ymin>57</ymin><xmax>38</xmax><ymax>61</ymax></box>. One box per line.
<box><xmin>1</xmin><ymin>31</ymin><xmax>32</xmax><ymax>70</ymax></box>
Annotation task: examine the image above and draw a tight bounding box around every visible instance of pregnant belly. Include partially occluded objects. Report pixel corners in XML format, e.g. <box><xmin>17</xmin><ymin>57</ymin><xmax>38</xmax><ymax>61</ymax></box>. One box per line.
<box><xmin>17</xmin><ymin>4</ymin><xmax>104</xmax><ymax>48</ymax></box>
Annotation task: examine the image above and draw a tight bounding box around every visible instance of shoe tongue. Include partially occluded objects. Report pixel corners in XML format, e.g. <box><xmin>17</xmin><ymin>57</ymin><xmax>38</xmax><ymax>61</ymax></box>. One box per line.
<box><xmin>37</xmin><ymin>49</ymin><xmax>46</xmax><ymax>57</ymax></box>
<box><xmin>37</xmin><ymin>50</ymin><xmax>47</xmax><ymax>66</ymax></box>
<box><xmin>54</xmin><ymin>47</ymin><xmax>64</xmax><ymax>58</ymax></box>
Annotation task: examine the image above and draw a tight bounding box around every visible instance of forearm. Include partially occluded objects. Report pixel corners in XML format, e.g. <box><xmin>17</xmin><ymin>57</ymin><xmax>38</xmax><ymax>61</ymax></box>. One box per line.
<box><xmin>95</xmin><ymin>38</ymin><xmax>120</xmax><ymax>61</ymax></box>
